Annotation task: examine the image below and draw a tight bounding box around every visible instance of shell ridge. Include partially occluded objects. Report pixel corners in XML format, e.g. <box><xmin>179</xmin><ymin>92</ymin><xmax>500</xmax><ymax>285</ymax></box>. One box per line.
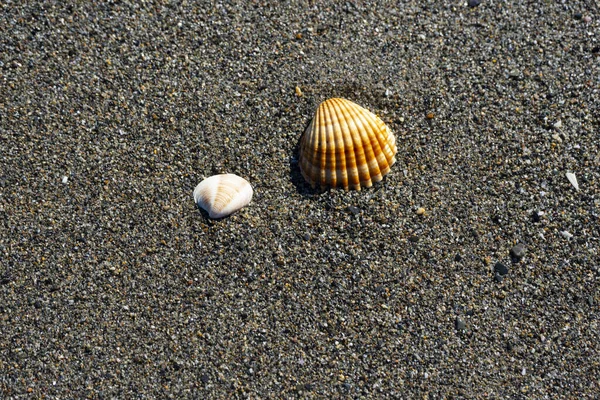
<box><xmin>345</xmin><ymin>101</ymin><xmax>371</xmax><ymax>189</ymax></box>
<box><xmin>324</xmin><ymin>100</ymin><xmax>341</xmax><ymax>187</ymax></box>
<box><xmin>351</xmin><ymin>105</ymin><xmax>380</xmax><ymax>186</ymax></box>
<box><xmin>329</xmin><ymin>99</ymin><xmax>349</xmax><ymax>188</ymax></box>
<box><xmin>372</xmin><ymin>117</ymin><xmax>395</xmax><ymax>164</ymax></box>
<box><xmin>216</xmin><ymin>183</ymin><xmax>250</xmax><ymax>217</ymax></box>
<box><xmin>357</xmin><ymin>107</ymin><xmax>390</xmax><ymax>181</ymax></box>
<box><xmin>212</xmin><ymin>183</ymin><xmax>237</xmax><ymax>216</ymax></box>
<box><xmin>331</xmin><ymin>98</ymin><xmax>356</xmax><ymax>190</ymax></box>
<box><xmin>313</xmin><ymin>111</ymin><xmax>324</xmax><ymax>185</ymax></box>
<box><xmin>385</xmin><ymin>124</ymin><xmax>397</xmax><ymax>165</ymax></box>
<box><xmin>369</xmin><ymin>114</ymin><xmax>392</xmax><ymax>168</ymax></box>
<box><xmin>207</xmin><ymin>176</ymin><xmax>234</xmax><ymax>218</ymax></box>
<box><xmin>313</xmin><ymin>101</ymin><xmax>327</xmax><ymax>185</ymax></box>
<box><xmin>302</xmin><ymin>114</ymin><xmax>318</xmax><ymax>186</ymax></box>
<box><xmin>211</xmin><ymin>175</ymin><xmax>225</xmax><ymax>212</ymax></box>
<box><xmin>326</xmin><ymin>99</ymin><xmax>340</xmax><ymax>188</ymax></box>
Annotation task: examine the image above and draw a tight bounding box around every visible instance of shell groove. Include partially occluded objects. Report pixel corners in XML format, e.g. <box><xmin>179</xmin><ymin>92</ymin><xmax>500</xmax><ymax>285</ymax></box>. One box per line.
<box><xmin>299</xmin><ymin>98</ymin><xmax>397</xmax><ymax>190</ymax></box>
<box><xmin>193</xmin><ymin>174</ymin><xmax>253</xmax><ymax>219</ymax></box>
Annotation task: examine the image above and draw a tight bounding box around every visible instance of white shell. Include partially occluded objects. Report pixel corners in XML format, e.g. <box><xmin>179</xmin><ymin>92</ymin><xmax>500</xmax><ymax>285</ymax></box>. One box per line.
<box><xmin>565</xmin><ymin>172</ymin><xmax>579</xmax><ymax>191</ymax></box>
<box><xmin>193</xmin><ymin>174</ymin><xmax>253</xmax><ymax>219</ymax></box>
<box><xmin>560</xmin><ymin>230</ymin><xmax>573</xmax><ymax>240</ymax></box>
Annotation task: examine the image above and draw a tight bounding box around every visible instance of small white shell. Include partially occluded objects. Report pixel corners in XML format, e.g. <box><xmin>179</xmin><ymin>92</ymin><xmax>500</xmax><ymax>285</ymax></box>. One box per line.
<box><xmin>560</xmin><ymin>230</ymin><xmax>573</xmax><ymax>240</ymax></box>
<box><xmin>193</xmin><ymin>174</ymin><xmax>253</xmax><ymax>219</ymax></box>
<box><xmin>565</xmin><ymin>172</ymin><xmax>579</xmax><ymax>191</ymax></box>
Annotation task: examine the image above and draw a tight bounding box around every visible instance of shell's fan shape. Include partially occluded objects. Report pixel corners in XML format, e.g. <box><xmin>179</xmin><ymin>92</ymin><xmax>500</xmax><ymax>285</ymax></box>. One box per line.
<box><xmin>193</xmin><ymin>174</ymin><xmax>253</xmax><ymax>219</ymax></box>
<box><xmin>299</xmin><ymin>98</ymin><xmax>397</xmax><ymax>190</ymax></box>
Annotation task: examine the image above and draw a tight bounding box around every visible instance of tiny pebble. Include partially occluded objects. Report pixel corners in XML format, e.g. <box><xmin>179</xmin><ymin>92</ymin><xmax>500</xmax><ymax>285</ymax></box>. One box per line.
<box><xmin>583</xmin><ymin>16</ymin><xmax>592</xmax><ymax>23</ymax></box>
<box><xmin>61</xmin><ymin>176</ymin><xmax>69</xmax><ymax>184</ymax></box>
<box><xmin>494</xmin><ymin>262</ymin><xmax>509</xmax><ymax>276</ymax></box>
<box><xmin>426</xmin><ymin>112</ymin><xmax>435</xmax><ymax>119</ymax></box>
<box><xmin>347</xmin><ymin>206</ymin><xmax>361</xmax><ymax>215</ymax></box>
<box><xmin>416</xmin><ymin>207</ymin><xmax>426</xmax><ymax>215</ymax></box>
<box><xmin>455</xmin><ymin>317</ymin><xmax>466</xmax><ymax>331</ymax></box>
<box><xmin>454</xmin><ymin>254</ymin><xmax>462</xmax><ymax>262</ymax></box>
<box><xmin>510</xmin><ymin>243</ymin><xmax>526</xmax><ymax>260</ymax></box>
<box><xmin>295</xmin><ymin>86</ymin><xmax>303</xmax><ymax>97</ymax></box>
<box><xmin>574</xmin><ymin>13</ymin><xmax>583</xmax><ymax>20</ymax></box>
<box><xmin>468</xmin><ymin>0</ymin><xmax>481</xmax><ymax>7</ymax></box>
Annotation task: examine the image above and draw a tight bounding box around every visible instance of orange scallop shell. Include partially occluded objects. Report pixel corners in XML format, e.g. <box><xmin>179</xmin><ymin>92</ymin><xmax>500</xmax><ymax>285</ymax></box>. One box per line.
<box><xmin>299</xmin><ymin>98</ymin><xmax>397</xmax><ymax>190</ymax></box>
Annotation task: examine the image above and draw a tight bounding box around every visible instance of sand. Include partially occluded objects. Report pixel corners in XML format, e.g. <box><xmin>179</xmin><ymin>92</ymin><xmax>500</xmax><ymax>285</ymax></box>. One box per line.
<box><xmin>1</xmin><ymin>1</ymin><xmax>599</xmax><ymax>398</ymax></box>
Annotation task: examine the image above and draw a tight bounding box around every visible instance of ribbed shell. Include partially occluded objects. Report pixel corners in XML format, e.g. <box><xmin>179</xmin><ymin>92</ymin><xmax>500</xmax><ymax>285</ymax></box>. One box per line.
<box><xmin>299</xmin><ymin>98</ymin><xmax>397</xmax><ymax>190</ymax></box>
<box><xmin>193</xmin><ymin>174</ymin><xmax>253</xmax><ymax>219</ymax></box>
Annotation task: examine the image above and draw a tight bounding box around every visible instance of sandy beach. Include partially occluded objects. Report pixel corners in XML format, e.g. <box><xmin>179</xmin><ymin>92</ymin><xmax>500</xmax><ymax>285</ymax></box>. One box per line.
<box><xmin>1</xmin><ymin>1</ymin><xmax>599</xmax><ymax>397</ymax></box>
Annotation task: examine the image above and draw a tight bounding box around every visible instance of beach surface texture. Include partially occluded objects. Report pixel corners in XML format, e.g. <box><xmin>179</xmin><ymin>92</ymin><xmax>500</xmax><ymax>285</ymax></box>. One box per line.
<box><xmin>1</xmin><ymin>1</ymin><xmax>599</xmax><ymax>398</ymax></box>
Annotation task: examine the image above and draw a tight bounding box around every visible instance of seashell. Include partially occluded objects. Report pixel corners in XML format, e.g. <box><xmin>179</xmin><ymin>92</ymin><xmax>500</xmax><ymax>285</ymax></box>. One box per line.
<box><xmin>299</xmin><ymin>98</ymin><xmax>397</xmax><ymax>190</ymax></box>
<box><xmin>565</xmin><ymin>172</ymin><xmax>579</xmax><ymax>191</ymax></box>
<box><xmin>560</xmin><ymin>230</ymin><xmax>573</xmax><ymax>240</ymax></box>
<box><xmin>193</xmin><ymin>174</ymin><xmax>253</xmax><ymax>219</ymax></box>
